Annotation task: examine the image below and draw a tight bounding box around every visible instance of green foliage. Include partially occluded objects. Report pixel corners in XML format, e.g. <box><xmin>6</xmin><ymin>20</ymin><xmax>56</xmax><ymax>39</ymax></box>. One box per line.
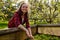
<box><xmin>0</xmin><ymin>20</ymin><xmax>8</xmax><ymax>29</ymax></box>
<box><xmin>29</xmin><ymin>0</ymin><xmax>60</xmax><ymax>24</ymax></box>
<box><xmin>0</xmin><ymin>0</ymin><xmax>16</xmax><ymax>20</ymax></box>
<box><xmin>0</xmin><ymin>0</ymin><xmax>60</xmax><ymax>24</ymax></box>
<box><xmin>34</xmin><ymin>34</ymin><xmax>60</xmax><ymax>40</ymax></box>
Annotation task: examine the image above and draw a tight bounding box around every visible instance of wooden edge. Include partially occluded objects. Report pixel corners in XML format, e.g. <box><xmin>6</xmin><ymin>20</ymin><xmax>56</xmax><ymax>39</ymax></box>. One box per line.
<box><xmin>0</xmin><ymin>25</ymin><xmax>37</xmax><ymax>36</ymax></box>
<box><xmin>0</xmin><ymin>24</ymin><xmax>60</xmax><ymax>36</ymax></box>
<box><xmin>37</xmin><ymin>24</ymin><xmax>60</xmax><ymax>27</ymax></box>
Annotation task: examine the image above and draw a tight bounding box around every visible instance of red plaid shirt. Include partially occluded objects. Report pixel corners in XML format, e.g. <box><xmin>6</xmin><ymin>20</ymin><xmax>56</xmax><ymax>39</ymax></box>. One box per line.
<box><xmin>8</xmin><ymin>12</ymin><xmax>30</xmax><ymax>28</ymax></box>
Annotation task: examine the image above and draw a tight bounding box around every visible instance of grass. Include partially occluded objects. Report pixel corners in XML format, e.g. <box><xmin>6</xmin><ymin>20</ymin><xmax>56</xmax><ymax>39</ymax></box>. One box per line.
<box><xmin>26</xmin><ymin>34</ymin><xmax>60</xmax><ymax>40</ymax></box>
<box><xmin>34</xmin><ymin>34</ymin><xmax>60</xmax><ymax>40</ymax></box>
<box><xmin>0</xmin><ymin>20</ymin><xmax>8</xmax><ymax>29</ymax></box>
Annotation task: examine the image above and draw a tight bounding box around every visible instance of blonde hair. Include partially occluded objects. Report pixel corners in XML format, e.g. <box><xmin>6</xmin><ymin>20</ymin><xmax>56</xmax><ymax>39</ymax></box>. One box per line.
<box><xmin>16</xmin><ymin>1</ymin><xmax>30</xmax><ymax>13</ymax></box>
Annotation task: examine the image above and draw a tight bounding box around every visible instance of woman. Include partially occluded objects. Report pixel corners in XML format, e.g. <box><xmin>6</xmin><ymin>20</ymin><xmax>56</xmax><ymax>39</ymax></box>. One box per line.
<box><xmin>8</xmin><ymin>2</ymin><xmax>34</xmax><ymax>39</ymax></box>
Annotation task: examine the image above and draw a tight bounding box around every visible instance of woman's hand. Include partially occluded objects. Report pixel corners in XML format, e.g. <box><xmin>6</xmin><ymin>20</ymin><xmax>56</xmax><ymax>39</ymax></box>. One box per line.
<box><xmin>27</xmin><ymin>28</ymin><xmax>34</xmax><ymax>40</ymax></box>
<box><xmin>26</xmin><ymin>30</ymin><xmax>34</xmax><ymax>39</ymax></box>
<box><xmin>30</xmin><ymin>35</ymin><xmax>34</xmax><ymax>39</ymax></box>
<box><xmin>26</xmin><ymin>30</ymin><xmax>30</xmax><ymax>38</ymax></box>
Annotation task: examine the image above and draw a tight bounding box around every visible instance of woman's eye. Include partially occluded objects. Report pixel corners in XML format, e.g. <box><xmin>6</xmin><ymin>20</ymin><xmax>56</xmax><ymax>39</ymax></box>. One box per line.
<box><xmin>23</xmin><ymin>6</ymin><xmax>28</xmax><ymax>8</ymax></box>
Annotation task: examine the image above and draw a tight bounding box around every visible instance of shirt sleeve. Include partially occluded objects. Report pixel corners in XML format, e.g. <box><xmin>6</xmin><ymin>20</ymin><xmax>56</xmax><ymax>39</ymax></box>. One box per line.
<box><xmin>14</xmin><ymin>13</ymin><xmax>21</xmax><ymax>27</ymax></box>
<box><xmin>26</xmin><ymin>18</ymin><xmax>30</xmax><ymax>28</ymax></box>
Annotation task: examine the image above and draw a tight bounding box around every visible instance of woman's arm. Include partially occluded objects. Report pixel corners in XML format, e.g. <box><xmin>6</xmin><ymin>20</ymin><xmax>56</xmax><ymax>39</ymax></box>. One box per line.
<box><xmin>18</xmin><ymin>24</ymin><xmax>28</xmax><ymax>32</ymax></box>
<box><xmin>27</xmin><ymin>27</ymin><xmax>34</xmax><ymax>39</ymax></box>
<box><xmin>18</xmin><ymin>24</ymin><xmax>30</xmax><ymax>38</ymax></box>
<box><xmin>26</xmin><ymin>18</ymin><xmax>34</xmax><ymax>39</ymax></box>
<box><xmin>27</xmin><ymin>27</ymin><xmax>32</xmax><ymax>35</ymax></box>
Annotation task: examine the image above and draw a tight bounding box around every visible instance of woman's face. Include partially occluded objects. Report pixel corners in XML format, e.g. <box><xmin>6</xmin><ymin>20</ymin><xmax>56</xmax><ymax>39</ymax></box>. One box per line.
<box><xmin>21</xmin><ymin>3</ymin><xmax>28</xmax><ymax>14</ymax></box>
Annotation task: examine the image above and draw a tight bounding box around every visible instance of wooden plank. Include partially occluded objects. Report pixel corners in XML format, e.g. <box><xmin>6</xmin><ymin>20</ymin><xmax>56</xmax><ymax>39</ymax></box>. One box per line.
<box><xmin>38</xmin><ymin>27</ymin><xmax>60</xmax><ymax>36</ymax></box>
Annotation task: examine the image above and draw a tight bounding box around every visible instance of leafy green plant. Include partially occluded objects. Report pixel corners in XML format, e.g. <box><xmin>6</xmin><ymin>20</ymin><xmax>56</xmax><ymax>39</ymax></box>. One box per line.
<box><xmin>34</xmin><ymin>34</ymin><xmax>60</xmax><ymax>40</ymax></box>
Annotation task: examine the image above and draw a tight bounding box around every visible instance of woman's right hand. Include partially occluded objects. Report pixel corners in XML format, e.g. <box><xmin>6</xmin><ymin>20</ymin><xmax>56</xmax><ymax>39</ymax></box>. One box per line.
<box><xmin>30</xmin><ymin>35</ymin><xmax>34</xmax><ymax>39</ymax></box>
<box><xmin>26</xmin><ymin>30</ymin><xmax>34</xmax><ymax>40</ymax></box>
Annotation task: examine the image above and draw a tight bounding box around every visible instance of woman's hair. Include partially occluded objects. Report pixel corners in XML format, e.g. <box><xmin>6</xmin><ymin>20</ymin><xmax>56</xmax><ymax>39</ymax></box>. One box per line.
<box><xmin>17</xmin><ymin>3</ymin><xmax>28</xmax><ymax>18</ymax></box>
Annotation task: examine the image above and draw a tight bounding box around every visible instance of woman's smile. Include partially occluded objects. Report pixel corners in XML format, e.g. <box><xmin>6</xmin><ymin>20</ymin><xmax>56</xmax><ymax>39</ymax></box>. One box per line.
<box><xmin>21</xmin><ymin>4</ymin><xmax>28</xmax><ymax>13</ymax></box>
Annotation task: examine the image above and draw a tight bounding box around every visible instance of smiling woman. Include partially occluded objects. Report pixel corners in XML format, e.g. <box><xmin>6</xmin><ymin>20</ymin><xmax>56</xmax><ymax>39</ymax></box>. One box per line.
<box><xmin>8</xmin><ymin>2</ymin><xmax>34</xmax><ymax>40</ymax></box>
